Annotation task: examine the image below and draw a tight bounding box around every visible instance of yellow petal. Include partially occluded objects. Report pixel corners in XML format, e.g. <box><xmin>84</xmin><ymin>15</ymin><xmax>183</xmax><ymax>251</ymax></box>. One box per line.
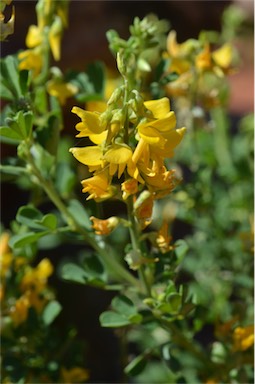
<box><xmin>36</xmin><ymin>258</ymin><xmax>53</xmax><ymax>279</ymax></box>
<box><xmin>69</xmin><ymin>146</ymin><xmax>103</xmax><ymax>166</ymax></box>
<box><xmin>104</xmin><ymin>144</ymin><xmax>132</xmax><ymax>164</ymax></box>
<box><xmin>72</xmin><ymin>107</ymin><xmax>104</xmax><ymax>134</ymax></box>
<box><xmin>166</xmin><ymin>30</ymin><xmax>180</xmax><ymax>57</ymax></box>
<box><xmin>212</xmin><ymin>43</ymin><xmax>233</xmax><ymax>69</ymax></box>
<box><xmin>132</xmin><ymin>138</ymin><xmax>148</xmax><ymax>164</ymax></box>
<box><xmin>144</xmin><ymin>97</ymin><xmax>170</xmax><ymax>119</ymax></box>
<box><xmin>149</xmin><ymin>111</ymin><xmax>176</xmax><ymax>132</ymax></box>
<box><xmin>89</xmin><ymin>131</ymin><xmax>107</xmax><ymax>144</ymax></box>
<box><xmin>86</xmin><ymin>100</ymin><xmax>107</xmax><ymax>113</ymax></box>
<box><xmin>49</xmin><ymin>16</ymin><xmax>62</xmax><ymax>61</ymax></box>
<box><xmin>138</xmin><ymin>126</ymin><xmax>164</xmax><ymax>145</ymax></box>
<box><xmin>47</xmin><ymin>80</ymin><xmax>78</xmax><ymax>105</ymax></box>
<box><xmin>26</xmin><ymin>25</ymin><xmax>42</xmax><ymax>48</ymax></box>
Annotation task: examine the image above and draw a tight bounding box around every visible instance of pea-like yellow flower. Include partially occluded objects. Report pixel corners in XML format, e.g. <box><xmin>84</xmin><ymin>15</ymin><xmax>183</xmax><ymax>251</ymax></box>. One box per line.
<box><xmin>155</xmin><ymin>220</ymin><xmax>173</xmax><ymax>253</ymax></box>
<box><xmin>104</xmin><ymin>143</ymin><xmax>133</xmax><ymax>178</ymax></box>
<box><xmin>134</xmin><ymin>191</ymin><xmax>154</xmax><ymax>229</ymax></box>
<box><xmin>10</xmin><ymin>295</ymin><xmax>30</xmax><ymax>326</ymax></box>
<box><xmin>48</xmin><ymin>15</ymin><xmax>62</xmax><ymax>61</ymax></box>
<box><xmin>72</xmin><ymin>106</ymin><xmax>105</xmax><ymax>136</ymax></box>
<box><xmin>81</xmin><ymin>170</ymin><xmax>116</xmax><ymax>201</ymax></box>
<box><xmin>47</xmin><ymin>79</ymin><xmax>78</xmax><ymax>105</ymax></box>
<box><xmin>132</xmin><ymin>98</ymin><xmax>186</xmax><ymax>166</ymax></box>
<box><xmin>0</xmin><ymin>232</ymin><xmax>12</xmax><ymax>278</ymax></box>
<box><xmin>26</xmin><ymin>24</ymin><xmax>43</xmax><ymax>48</ymax></box>
<box><xmin>21</xmin><ymin>258</ymin><xmax>53</xmax><ymax>294</ymax></box>
<box><xmin>90</xmin><ymin>216</ymin><xmax>119</xmax><ymax>235</ymax></box>
<box><xmin>232</xmin><ymin>325</ymin><xmax>254</xmax><ymax>351</ymax></box>
<box><xmin>143</xmin><ymin>167</ymin><xmax>177</xmax><ymax>199</ymax></box>
<box><xmin>196</xmin><ymin>42</ymin><xmax>234</xmax><ymax>77</ymax></box>
<box><xmin>18</xmin><ymin>48</ymin><xmax>43</xmax><ymax>77</ymax></box>
<box><xmin>121</xmin><ymin>178</ymin><xmax>139</xmax><ymax>200</ymax></box>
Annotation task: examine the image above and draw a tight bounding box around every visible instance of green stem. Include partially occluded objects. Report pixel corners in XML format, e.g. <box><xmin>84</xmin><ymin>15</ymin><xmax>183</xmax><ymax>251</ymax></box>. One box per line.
<box><xmin>126</xmin><ymin>196</ymin><xmax>151</xmax><ymax>297</ymax></box>
<box><xmin>160</xmin><ymin>318</ymin><xmax>209</xmax><ymax>366</ymax></box>
<box><xmin>26</xmin><ymin>146</ymin><xmax>140</xmax><ymax>288</ymax></box>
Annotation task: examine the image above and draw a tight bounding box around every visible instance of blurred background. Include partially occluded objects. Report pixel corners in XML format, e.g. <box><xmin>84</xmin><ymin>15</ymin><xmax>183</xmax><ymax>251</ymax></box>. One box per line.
<box><xmin>1</xmin><ymin>1</ymin><xmax>254</xmax><ymax>382</ymax></box>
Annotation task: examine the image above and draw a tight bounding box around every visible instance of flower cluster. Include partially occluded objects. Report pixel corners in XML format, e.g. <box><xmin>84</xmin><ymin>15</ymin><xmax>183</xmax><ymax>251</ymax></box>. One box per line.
<box><xmin>0</xmin><ymin>232</ymin><xmax>53</xmax><ymax>326</ymax></box>
<box><xmin>70</xmin><ymin>90</ymin><xmax>185</xmax><ymax>228</ymax></box>
<box><xmin>165</xmin><ymin>30</ymin><xmax>236</xmax><ymax>108</ymax></box>
<box><xmin>18</xmin><ymin>0</ymin><xmax>69</xmax><ymax>77</ymax></box>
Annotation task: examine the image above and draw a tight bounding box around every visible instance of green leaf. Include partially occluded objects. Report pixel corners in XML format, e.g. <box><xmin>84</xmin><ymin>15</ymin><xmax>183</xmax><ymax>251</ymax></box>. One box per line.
<box><xmin>111</xmin><ymin>295</ymin><xmax>136</xmax><ymax>317</ymax></box>
<box><xmin>99</xmin><ymin>311</ymin><xmax>131</xmax><ymax>328</ymax></box>
<box><xmin>9</xmin><ymin>231</ymin><xmax>49</xmax><ymax>249</ymax></box>
<box><xmin>82</xmin><ymin>254</ymin><xmax>105</xmax><ymax>278</ymax></box>
<box><xmin>16</xmin><ymin>206</ymin><xmax>43</xmax><ymax>226</ymax></box>
<box><xmin>19</xmin><ymin>70</ymin><xmax>30</xmax><ymax>95</ymax></box>
<box><xmin>55</xmin><ymin>162</ymin><xmax>76</xmax><ymax>198</ymax></box>
<box><xmin>36</xmin><ymin>114</ymin><xmax>60</xmax><ymax>156</ymax></box>
<box><xmin>166</xmin><ymin>293</ymin><xmax>182</xmax><ymax>313</ymax></box>
<box><xmin>0</xmin><ymin>126</ymin><xmax>22</xmax><ymax>141</ymax></box>
<box><xmin>30</xmin><ymin>143</ymin><xmax>55</xmax><ymax>177</ymax></box>
<box><xmin>174</xmin><ymin>240</ymin><xmax>189</xmax><ymax>262</ymax></box>
<box><xmin>67</xmin><ymin>199</ymin><xmax>91</xmax><ymax>230</ymax></box>
<box><xmin>34</xmin><ymin>86</ymin><xmax>48</xmax><ymax>114</ymax></box>
<box><xmin>0</xmin><ymin>55</ymin><xmax>22</xmax><ymax>98</ymax></box>
<box><xmin>16</xmin><ymin>206</ymin><xmax>57</xmax><ymax>231</ymax></box>
<box><xmin>36</xmin><ymin>213</ymin><xmax>57</xmax><ymax>230</ymax></box>
<box><xmin>0</xmin><ymin>82</ymin><xmax>13</xmax><ymax>100</ymax></box>
<box><xmin>128</xmin><ymin>313</ymin><xmax>143</xmax><ymax>324</ymax></box>
<box><xmin>42</xmin><ymin>300</ymin><xmax>62</xmax><ymax>325</ymax></box>
<box><xmin>60</xmin><ymin>263</ymin><xmax>88</xmax><ymax>284</ymax></box>
<box><xmin>0</xmin><ymin>164</ymin><xmax>27</xmax><ymax>176</ymax></box>
<box><xmin>124</xmin><ymin>354</ymin><xmax>147</xmax><ymax>377</ymax></box>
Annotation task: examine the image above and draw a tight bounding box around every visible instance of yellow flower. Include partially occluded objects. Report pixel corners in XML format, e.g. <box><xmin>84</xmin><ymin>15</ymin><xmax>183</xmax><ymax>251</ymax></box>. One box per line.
<box><xmin>26</xmin><ymin>24</ymin><xmax>43</xmax><ymax>48</ymax></box>
<box><xmin>155</xmin><ymin>220</ymin><xmax>173</xmax><ymax>253</ymax></box>
<box><xmin>90</xmin><ymin>216</ymin><xmax>119</xmax><ymax>235</ymax></box>
<box><xmin>103</xmin><ymin>143</ymin><xmax>133</xmax><ymax>178</ymax></box>
<box><xmin>61</xmin><ymin>366</ymin><xmax>89</xmax><ymax>383</ymax></box>
<box><xmin>48</xmin><ymin>15</ymin><xmax>62</xmax><ymax>61</ymax></box>
<box><xmin>47</xmin><ymin>79</ymin><xmax>78</xmax><ymax>105</ymax></box>
<box><xmin>196</xmin><ymin>42</ymin><xmax>234</xmax><ymax>77</ymax></box>
<box><xmin>18</xmin><ymin>48</ymin><xmax>43</xmax><ymax>77</ymax></box>
<box><xmin>132</xmin><ymin>98</ymin><xmax>186</xmax><ymax>165</ymax></box>
<box><xmin>10</xmin><ymin>295</ymin><xmax>30</xmax><ymax>326</ymax></box>
<box><xmin>142</xmin><ymin>167</ymin><xmax>177</xmax><ymax>199</ymax></box>
<box><xmin>21</xmin><ymin>258</ymin><xmax>53</xmax><ymax>293</ymax></box>
<box><xmin>195</xmin><ymin>43</ymin><xmax>212</xmax><ymax>71</ymax></box>
<box><xmin>134</xmin><ymin>192</ymin><xmax>154</xmax><ymax>229</ymax></box>
<box><xmin>121</xmin><ymin>178</ymin><xmax>139</xmax><ymax>200</ymax></box>
<box><xmin>72</xmin><ymin>106</ymin><xmax>105</xmax><ymax>136</ymax></box>
<box><xmin>232</xmin><ymin>325</ymin><xmax>254</xmax><ymax>351</ymax></box>
<box><xmin>70</xmin><ymin>146</ymin><xmax>104</xmax><ymax>171</ymax></box>
<box><xmin>212</xmin><ymin>43</ymin><xmax>233</xmax><ymax>70</ymax></box>
<box><xmin>0</xmin><ymin>232</ymin><xmax>12</xmax><ymax>278</ymax></box>
<box><xmin>166</xmin><ymin>30</ymin><xmax>197</xmax><ymax>74</ymax></box>
<box><xmin>81</xmin><ymin>170</ymin><xmax>116</xmax><ymax>201</ymax></box>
